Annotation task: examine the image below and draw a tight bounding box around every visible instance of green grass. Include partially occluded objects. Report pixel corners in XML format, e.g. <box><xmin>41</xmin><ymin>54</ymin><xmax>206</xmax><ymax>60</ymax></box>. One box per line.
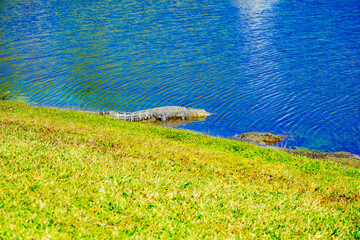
<box><xmin>0</xmin><ymin>100</ymin><xmax>359</xmax><ymax>239</ymax></box>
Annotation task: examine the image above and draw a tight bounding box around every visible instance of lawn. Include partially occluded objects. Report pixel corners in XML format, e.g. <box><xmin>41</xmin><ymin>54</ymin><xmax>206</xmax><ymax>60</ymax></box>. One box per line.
<box><xmin>0</xmin><ymin>101</ymin><xmax>359</xmax><ymax>239</ymax></box>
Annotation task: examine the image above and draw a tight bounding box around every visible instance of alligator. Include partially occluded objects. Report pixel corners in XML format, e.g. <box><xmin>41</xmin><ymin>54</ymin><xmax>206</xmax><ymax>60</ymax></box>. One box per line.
<box><xmin>99</xmin><ymin>106</ymin><xmax>214</xmax><ymax>122</ymax></box>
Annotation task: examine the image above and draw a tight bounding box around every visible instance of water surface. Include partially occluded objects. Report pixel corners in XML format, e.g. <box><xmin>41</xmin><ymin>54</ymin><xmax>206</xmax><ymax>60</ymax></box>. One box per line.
<box><xmin>1</xmin><ymin>0</ymin><xmax>359</xmax><ymax>154</ymax></box>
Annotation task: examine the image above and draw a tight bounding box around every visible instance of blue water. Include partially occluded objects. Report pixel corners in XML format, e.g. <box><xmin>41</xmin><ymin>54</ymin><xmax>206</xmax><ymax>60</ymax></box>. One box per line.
<box><xmin>1</xmin><ymin>0</ymin><xmax>359</xmax><ymax>154</ymax></box>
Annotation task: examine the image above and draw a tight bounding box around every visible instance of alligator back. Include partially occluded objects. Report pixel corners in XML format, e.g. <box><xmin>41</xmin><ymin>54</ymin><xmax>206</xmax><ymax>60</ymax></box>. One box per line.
<box><xmin>99</xmin><ymin>106</ymin><xmax>213</xmax><ymax>122</ymax></box>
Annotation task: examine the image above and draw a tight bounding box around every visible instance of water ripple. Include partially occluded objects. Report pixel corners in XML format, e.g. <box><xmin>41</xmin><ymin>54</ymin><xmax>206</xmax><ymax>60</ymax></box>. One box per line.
<box><xmin>1</xmin><ymin>0</ymin><xmax>360</xmax><ymax>154</ymax></box>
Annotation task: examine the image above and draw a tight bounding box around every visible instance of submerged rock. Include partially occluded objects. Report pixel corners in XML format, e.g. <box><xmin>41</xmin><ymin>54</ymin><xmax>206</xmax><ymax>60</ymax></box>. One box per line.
<box><xmin>228</xmin><ymin>132</ymin><xmax>284</xmax><ymax>145</ymax></box>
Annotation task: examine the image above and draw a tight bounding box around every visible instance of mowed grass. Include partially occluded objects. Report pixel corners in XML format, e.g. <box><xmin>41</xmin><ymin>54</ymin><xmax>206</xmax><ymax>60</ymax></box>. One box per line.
<box><xmin>0</xmin><ymin>101</ymin><xmax>359</xmax><ymax>239</ymax></box>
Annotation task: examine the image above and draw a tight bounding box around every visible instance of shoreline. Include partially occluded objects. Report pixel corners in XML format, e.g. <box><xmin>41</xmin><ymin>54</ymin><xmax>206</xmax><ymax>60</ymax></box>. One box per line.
<box><xmin>228</xmin><ymin>131</ymin><xmax>360</xmax><ymax>169</ymax></box>
<box><xmin>4</xmin><ymin>100</ymin><xmax>360</xmax><ymax>168</ymax></box>
<box><xmin>145</xmin><ymin>116</ymin><xmax>360</xmax><ymax>167</ymax></box>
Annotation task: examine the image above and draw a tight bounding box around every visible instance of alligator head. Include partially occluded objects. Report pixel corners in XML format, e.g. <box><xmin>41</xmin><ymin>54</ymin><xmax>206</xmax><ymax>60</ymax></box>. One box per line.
<box><xmin>186</xmin><ymin>108</ymin><xmax>215</xmax><ymax>118</ymax></box>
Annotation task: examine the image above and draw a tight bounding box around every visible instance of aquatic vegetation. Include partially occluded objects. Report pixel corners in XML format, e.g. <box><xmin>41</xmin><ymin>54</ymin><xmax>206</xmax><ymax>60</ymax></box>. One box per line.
<box><xmin>0</xmin><ymin>101</ymin><xmax>359</xmax><ymax>239</ymax></box>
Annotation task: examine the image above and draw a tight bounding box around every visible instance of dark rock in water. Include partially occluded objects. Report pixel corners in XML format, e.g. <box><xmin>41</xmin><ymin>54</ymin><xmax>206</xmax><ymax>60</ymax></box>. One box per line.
<box><xmin>228</xmin><ymin>132</ymin><xmax>284</xmax><ymax>145</ymax></box>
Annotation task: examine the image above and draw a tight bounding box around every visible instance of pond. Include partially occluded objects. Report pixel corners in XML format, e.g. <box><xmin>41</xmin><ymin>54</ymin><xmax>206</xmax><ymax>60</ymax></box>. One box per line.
<box><xmin>1</xmin><ymin>0</ymin><xmax>359</xmax><ymax>155</ymax></box>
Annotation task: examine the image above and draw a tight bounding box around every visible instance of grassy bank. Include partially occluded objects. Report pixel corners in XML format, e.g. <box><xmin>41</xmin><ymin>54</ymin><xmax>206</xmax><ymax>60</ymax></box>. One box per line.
<box><xmin>1</xmin><ymin>101</ymin><xmax>359</xmax><ymax>239</ymax></box>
